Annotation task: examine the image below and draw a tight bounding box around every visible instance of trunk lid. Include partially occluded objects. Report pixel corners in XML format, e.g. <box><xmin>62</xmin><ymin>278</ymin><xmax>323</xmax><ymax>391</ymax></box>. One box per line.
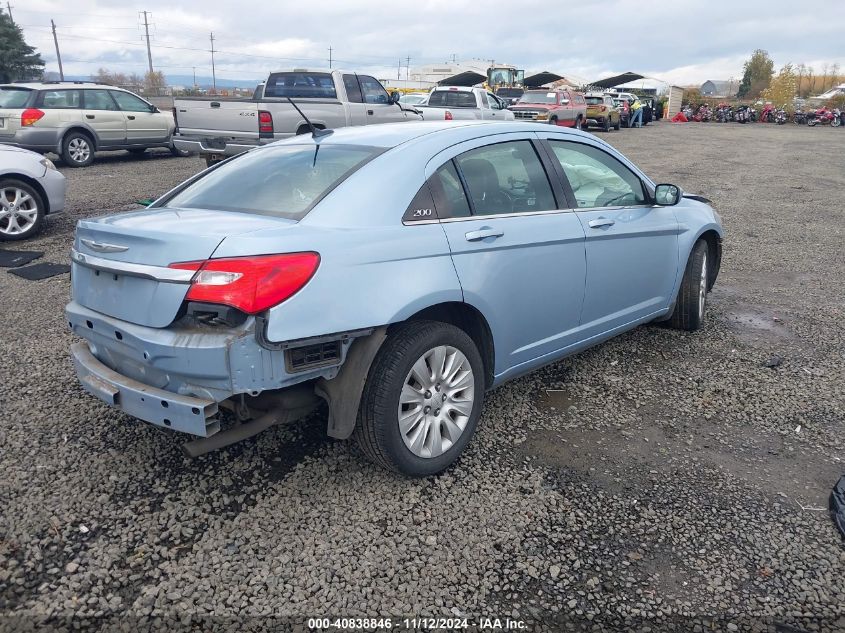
<box><xmin>72</xmin><ymin>208</ymin><xmax>295</xmax><ymax>328</ymax></box>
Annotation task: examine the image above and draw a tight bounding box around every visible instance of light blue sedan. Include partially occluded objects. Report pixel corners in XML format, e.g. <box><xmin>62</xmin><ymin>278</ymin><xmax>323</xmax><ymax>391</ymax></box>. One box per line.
<box><xmin>67</xmin><ymin>121</ymin><xmax>722</xmax><ymax>476</ymax></box>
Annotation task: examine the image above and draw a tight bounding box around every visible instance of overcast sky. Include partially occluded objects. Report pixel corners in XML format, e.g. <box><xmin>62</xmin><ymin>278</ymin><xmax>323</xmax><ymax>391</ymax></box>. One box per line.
<box><xmin>11</xmin><ymin>0</ymin><xmax>845</xmax><ymax>87</ymax></box>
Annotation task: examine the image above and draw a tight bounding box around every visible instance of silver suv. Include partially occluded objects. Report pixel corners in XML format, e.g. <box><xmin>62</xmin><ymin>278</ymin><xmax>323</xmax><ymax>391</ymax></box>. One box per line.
<box><xmin>0</xmin><ymin>82</ymin><xmax>182</xmax><ymax>167</ymax></box>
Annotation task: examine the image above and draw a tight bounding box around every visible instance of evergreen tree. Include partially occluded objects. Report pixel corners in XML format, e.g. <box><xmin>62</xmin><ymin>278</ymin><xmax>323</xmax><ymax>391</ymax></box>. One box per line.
<box><xmin>736</xmin><ymin>50</ymin><xmax>774</xmax><ymax>99</ymax></box>
<box><xmin>0</xmin><ymin>10</ymin><xmax>45</xmax><ymax>82</ymax></box>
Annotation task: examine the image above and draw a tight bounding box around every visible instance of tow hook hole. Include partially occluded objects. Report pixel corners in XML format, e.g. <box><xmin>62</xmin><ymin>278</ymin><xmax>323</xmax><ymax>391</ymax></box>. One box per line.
<box><xmin>68</xmin><ymin>322</ymin><xmax>72</xmax><ymax>328</ymax></box>
<box><xmin>163</xmin><ymin>419</ymin><xmax>171</xmax><ymax>427</ymax></box>
<box><xmin>191</xmin><ymin>407</ymin><xmax>200</xmax><ymax>415</ymax></box>
<box><xmin>94</xmin><ymin>270</ymin><xmax>100</xmax><ymax>277</ymax></box>
<box><xmin>115</xmin><ymin>331</ymin><xmax>123</xmax><ymax>341</ymax></box>
<box><xmin>85</xmin><ymin>320</ymin><xmax>93</xmax><ymax>329</ymax></box>
<box><xmin>143</xmin><ymin>352</ymin><xmax>149</xmax><ymax>360</ymax></box>
<box><xmin>161</xmin><ymin>401</ymin><xmax>169</xmax><ymax>408</ymax></box>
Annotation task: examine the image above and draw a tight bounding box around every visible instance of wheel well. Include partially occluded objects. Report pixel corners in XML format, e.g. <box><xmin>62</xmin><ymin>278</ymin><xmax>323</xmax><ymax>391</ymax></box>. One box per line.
<box><xmin>0</xmin><ymin>173</ymin><xmax>49</xmax><ymax>213</ymax></box>
<box><xmin>402</xmin><ymin>302</ymin><xmax>495</xmax><ymax>389</ymax></box>
<box><xmin>62</xmin><ymin>126</ymin><xmax>97</xmax><ymax>151</ymax></box>
<box><xmin>699</xmin><ymin>230</ymin><xmax>722</xmax><ymax>290</ymax></box>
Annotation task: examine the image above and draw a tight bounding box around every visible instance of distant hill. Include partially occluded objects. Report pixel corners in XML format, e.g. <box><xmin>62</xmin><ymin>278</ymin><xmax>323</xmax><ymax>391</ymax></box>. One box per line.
<box><xmin>63</xmin><ymin>74</ymin><xmax>263</xmax><ymax>90</ymax></box>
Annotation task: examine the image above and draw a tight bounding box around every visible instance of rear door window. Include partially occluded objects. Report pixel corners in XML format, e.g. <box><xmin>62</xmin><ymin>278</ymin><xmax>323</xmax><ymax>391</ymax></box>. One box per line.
<box><xmin>163</xmin><ymin>145</ymin><xmax>382</xmax><ymax>220</ymax></box>
<box><xmin>264</xmin><ymin>72</ymin><xmax>337</xmax><ymax>99</ymax></box>
<box><xmin>83</xmin><ymin>89</ymin><xmax>118</xmax><ymax>110</ymax></box>
<box><xmin>36</xmin><ymin>89</ymin><xmax>81</xmax><ymax>109</ymax></box>
<box><xmin>343</xmin><ymin>74</ymin><xmax>363</xmax><ymax>103</ymax></box>
<box><xmin>0</xmin><ymin>87</ymin><xmax>33</xmax><ymax>108</ymax></box>
<box><xmin>455</xmin><ymin>141</ymin><xmax>556</xmax><ymax>216</ymax></box>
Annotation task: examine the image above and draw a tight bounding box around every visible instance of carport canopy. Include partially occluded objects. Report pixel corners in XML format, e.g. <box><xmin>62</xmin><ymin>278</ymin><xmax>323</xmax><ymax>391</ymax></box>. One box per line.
<box><xmin>589</xmin><ymin>72</ymin><xmax>646</xmax><ymax>89</ymax></box>
<box><xmin>523</xmin><ymin>72</ymin><xmax>565</xmax><ymax>88</ymax></box>
<box><xmin>437</xmin><ymin>71</ymin><xmax>487</xmax><ymax>87</ymax></box>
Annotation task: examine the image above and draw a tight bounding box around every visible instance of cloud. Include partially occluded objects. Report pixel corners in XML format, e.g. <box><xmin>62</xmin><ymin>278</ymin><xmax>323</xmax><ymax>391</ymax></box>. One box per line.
<box><xmin>13</xmin><ymin>0</ymin><xmax>845</xmax><ymax>86</ymax></box>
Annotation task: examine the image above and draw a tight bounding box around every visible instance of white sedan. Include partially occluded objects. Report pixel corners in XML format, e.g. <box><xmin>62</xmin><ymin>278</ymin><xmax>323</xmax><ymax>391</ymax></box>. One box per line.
<box><xmin>0</xmin><ymin>145</ymin><xmax>65</xmax><ymax>241</ymax></box>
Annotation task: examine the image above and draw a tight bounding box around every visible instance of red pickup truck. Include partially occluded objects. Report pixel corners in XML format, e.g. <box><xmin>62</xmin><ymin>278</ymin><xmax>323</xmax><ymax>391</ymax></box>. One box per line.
<box><xmin>508</xmin><ymin>89</ymin><xmax>587</xmax><ymax>129</ymax></box>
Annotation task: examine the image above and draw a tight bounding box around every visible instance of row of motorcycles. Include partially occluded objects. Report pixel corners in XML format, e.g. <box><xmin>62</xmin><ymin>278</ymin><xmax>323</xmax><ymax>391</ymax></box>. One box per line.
<box><xmin>683</xmin><ymin>103</ymin><xmax>842</xmax><ymax>127</ymax></box>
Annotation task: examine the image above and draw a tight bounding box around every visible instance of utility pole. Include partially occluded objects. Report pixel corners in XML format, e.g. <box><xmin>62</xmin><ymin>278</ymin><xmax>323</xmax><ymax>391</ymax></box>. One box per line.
<box><xmin>6</xmin><ymin>2</ymin><xmax>13</xmax><ymax>25</ymax></box>
<box><xmin>209</xmin><ymin>32</ymin><xmax>217</xmax><ymax>94</ymax></box>
<box><xmin>397</xmin><ymin>59</ymin><xmax>401</xmax><ymax>80</ymax></box>
<box><xmin>51</xmin><ymin>20</ymin><xmax>64</xmax><ymax>81</ymax></box>
<box><xmin>328</xmin><ymin>46</ymin><xmax>333</xmax><ymax>69</ymax></box>
<box><xmin>192</xmin><ymin>66</ymin><xmax>196</xmax><ymax>89</ymax></box>
<box><xmin>141</xmin><ymin>11</ymin><xmax>154</xmax><ymax>77</ymax></box>
<box><xmin>406</xmin><ymin>56</ymin><xmax>410</xmax><ymax>80</ymax></box>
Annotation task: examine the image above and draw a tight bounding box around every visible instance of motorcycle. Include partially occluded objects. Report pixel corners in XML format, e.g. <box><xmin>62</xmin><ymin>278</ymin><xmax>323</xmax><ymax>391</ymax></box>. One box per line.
<box><xmin>807</xmin><ymin>106</ymin><xmax>842</xmax><ymax>127</ymax></box>
<box><xmin>715</xmin><ymin>103</ymin><xmax>732</xmax><ymax>122</ymax></box>
<box><xmin>759</xmin><ymin>103</ymin><xmax>776</xmax><ymax>123</ymax></box>
<box><xmin>693</xmin><ymin>104</ymin><xmax>712</xmax><ymax>122</ymax></box>
<box><xmin>774</xmin><ymin>106</ymin><xmax>788</xmax><ymax>125</ymax></box>
<box><xmin>793</xmin><ymin>107</ymin><xmax>808</xmax><ymax>125</ymax></box>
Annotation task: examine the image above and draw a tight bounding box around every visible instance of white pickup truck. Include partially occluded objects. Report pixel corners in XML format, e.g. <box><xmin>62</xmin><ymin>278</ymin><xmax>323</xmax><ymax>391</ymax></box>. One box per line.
<box><xmin>414</xmin><ymin>86</ymin><xmax>515</xmax><ymax>121</ymax></box>
<box><xmin>172</xmin><ymin>70</ymin><xmax>423</xmax><ymax>164</ymax></box>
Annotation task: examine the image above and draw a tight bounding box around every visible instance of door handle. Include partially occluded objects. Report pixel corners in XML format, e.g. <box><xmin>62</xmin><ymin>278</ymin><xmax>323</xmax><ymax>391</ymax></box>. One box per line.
<box><xmin>588</xmin><ymin>218</ymin><xmax>615</xmax><ymax>229</ymax></box>
<box><xmin>367</xmin><ymin>110</ymin><xmax>374</xmax><ymax>115</ymax></box>
<box><xmin>210</xmin><ymin>102</ymin><xmax>221</xmax><ymax>108</ymax></box>
<box><xmin>465</xmin><ymin>228</ymin><xmax>504</xmax><ymax>241</ymax></box>
<box><xmin>86</xmin><ymin>114</ymin><xmax>95</xmax><ymax>119</ymax></box>
<box><xmin>127</xmin><ymin>115</ymin><xmax>135</xmax><ymax>120</ymax></box>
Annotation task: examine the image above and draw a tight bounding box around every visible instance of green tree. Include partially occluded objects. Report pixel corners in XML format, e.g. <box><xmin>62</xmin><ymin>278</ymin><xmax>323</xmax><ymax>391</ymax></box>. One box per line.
<box><xmin>737</xmin><ymin>49</ymin><xmax>774</xmax><ymax>99</ymax></box>
<box><xmin>0</xmin><ymin>9</ymin><xmax>44</xmax><ymax>82</ymax></box>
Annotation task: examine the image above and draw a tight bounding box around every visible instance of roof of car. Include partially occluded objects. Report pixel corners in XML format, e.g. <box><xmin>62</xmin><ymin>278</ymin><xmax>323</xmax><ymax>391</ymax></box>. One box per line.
<box><xmin>272</xmin><ymin>120</ymin><xmax>588</xmax><ymax>150</ymax></box>
<box><xmin>1</xmin><ymin>82</ymin><xmax>125</xmax><ymax>89</ymax></box>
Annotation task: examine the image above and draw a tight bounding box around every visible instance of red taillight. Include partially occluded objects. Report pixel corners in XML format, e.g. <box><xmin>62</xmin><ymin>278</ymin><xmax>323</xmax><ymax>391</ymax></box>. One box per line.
<box><xmin>599</xmin><ymin>105</ymin><xmax>607</xmax><ymax>112</ymax></box>
<box><xmin>21</xmin><ymin>108</ymin><xmax>45</xmax><ymax>127</ymax></box>
<box><xmin>444</xmin><ymin>110</ymin><xmax>453</xmax><ymax>121</ymax></box>
<box><xmin>258</xmin><ymin>110</ymin><xmax>273</xmax><ymax>134</ymax></box>
<box><xmin>170</xmin><ymin>252</ymin><xmax>320</xmax><ymax>314</ymax></box>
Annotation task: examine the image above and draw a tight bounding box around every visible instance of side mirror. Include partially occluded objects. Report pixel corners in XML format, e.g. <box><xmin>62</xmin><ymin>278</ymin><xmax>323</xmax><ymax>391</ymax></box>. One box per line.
<box><xmin>389</xmin><ymin>91</ymin><xmax>401</xmax><ymax>105</ymax></box>
<box><xmin>654</xmin><ymin>184</ymin><xmax>681</xmax><ymax>206</ymax></box>
<box><xmin>560</xmin><ymin>98</ymin><xmax>570</xmax><ymax>105</ymax></box>
<box><xmin>149</xmin><ymin>104</ymin><xmax>159</xmax><ymax>113</ymax></box>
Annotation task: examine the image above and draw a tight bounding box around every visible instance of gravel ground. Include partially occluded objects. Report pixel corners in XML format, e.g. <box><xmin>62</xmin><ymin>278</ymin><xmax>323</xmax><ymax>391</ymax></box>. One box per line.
<box><xmin>1</xmin><ymin>126</ymin><xmax>843</xmax><ymax>633</ymax></box>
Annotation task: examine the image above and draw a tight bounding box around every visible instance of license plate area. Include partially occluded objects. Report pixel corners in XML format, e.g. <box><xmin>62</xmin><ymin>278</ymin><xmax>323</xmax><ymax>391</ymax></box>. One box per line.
<box><xmin>203</xmin><ymin>137</ymin><xmax>226</xmax><ymax>150</ymax></box>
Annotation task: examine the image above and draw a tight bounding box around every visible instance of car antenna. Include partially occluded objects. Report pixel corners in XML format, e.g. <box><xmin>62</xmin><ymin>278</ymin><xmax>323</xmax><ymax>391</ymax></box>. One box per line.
<box><xmin>285</xmin><ymin>96</ymin><xmax>332</xmax><ymax>139</ymax></box>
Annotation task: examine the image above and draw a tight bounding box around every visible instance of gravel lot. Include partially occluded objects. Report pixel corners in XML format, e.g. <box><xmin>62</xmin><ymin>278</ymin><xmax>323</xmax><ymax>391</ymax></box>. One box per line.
<box><xmin>1</xmin><ymin>125</ymin><xmax>843</xmax><ymax>632</ymax></box>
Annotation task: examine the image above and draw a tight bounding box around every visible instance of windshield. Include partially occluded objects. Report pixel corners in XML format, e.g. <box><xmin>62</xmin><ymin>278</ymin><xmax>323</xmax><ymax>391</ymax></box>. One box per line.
<box><xmin>0</xmin><ymin>87</ymin><xmax>32</xmax><ymax>108</ymax></box>
<box><xmin>518</xmin><ymin>92</ymin><xmax>559</xmax><ymax>105</ymax></box>
<box><xmin>585</xmin><ymin>97</ymin><xmax>604</xmax><ymax>105</ymax></box>
<box><xmin>163</xmin><ymin>145</ymin><xmax>381</xmax><ymax>220</ymax></box>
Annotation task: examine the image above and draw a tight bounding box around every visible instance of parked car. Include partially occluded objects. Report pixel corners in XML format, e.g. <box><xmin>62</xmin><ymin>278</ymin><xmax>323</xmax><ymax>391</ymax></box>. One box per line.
<box><xmin>509</xmin><ymin>89</ymin><xmax>587</xmax><ymax>129</ymax></box>
<box><xmin>414</xmin><ymin>87</ymin><xmax>514</xmax><ymax>121</ymax></box>
<box><xmin>0</xmin><ymin>82</ymin><xmax>182</xmax><ymax>167</ymax></box>
<box><xmin>585</xmin><ymin>93</ymin><xmax>620</xmax><ymax>131</ymax></box>
<box><xmin>0</xmin><ymin>145</ymin><xmax>65</xmax><ymax>240</ymax></box>
<box><xmin>172</xmin><ymin>70</ymin><xmax>423</xmax><ymax>165</ymax></box>
<box><xmin>67</xmin><ymin>121</ymin><xmax>723</xmax><ymax>476</ymax></box>
<box><xmin>399</xmin><ymin>93</ymin><xmax>429</xmax><ymax>106</ymax></box>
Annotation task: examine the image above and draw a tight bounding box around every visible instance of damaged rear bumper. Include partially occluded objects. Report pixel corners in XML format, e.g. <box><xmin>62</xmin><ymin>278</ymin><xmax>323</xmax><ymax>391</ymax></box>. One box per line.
<box><xmin>71</xmin><ymin>341</ymin><xmax>221</xmax><ymax>436</ymax></box>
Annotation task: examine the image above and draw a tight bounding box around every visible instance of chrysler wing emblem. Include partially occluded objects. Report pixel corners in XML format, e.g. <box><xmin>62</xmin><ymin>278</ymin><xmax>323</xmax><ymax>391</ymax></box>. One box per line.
<box><xmin>80</xmin><ymin>239</ymin><xmax>129</xmax><ymax>253</ymax></box>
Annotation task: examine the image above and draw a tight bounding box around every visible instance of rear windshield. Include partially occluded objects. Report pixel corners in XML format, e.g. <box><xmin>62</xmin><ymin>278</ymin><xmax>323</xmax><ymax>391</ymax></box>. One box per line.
<box><xmin>427</xmin><ymin>90</ymin><xmax>477</xmax><ymax>108</ymax></box>
<box><xmin>518</xmin><ymin>92</ymin><xmax>558</xmax><ymax>105</ymax></box>
<box><xmin>585</xmin><ymin>97</ymin><xmax>604</xmax><ymax>105</ymax></box>
<box><xmin>0</xmin><ymin>87</ymin><xmax>32</xmax><ymax>108</ymax></box>
<box><xmin>162</xmin><ymin>144</ymin><xmax>381</xmax><ymax>220</ymax></box>
<box><xmin>264</xmin><ymin>72</ymin><xmax>337</xmax><ymax>99</ymax></box>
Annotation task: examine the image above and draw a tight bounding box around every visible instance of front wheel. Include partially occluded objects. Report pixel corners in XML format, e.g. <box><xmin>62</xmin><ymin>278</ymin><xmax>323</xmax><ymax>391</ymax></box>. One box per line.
<box><xmin>0</xmin><ymin>179</ymin><xmax>46</xmax><ymax>241</ymax></box>
<box><xmin>614</xmin><ymin>116</ymin><xmax>621</xmax><ymax>131</ymax></box>
<box><xmin>575</xmin><ymin>116</ymin><xmax>583</xmax><ymax>130</ymax></box>
<box><xmin>832</xmin><ymin>117</ymin><xmax>841</xmax><ymax>128</ymax></box>
<box><xmin>602</xmin><ymin>116</ymin><xmax>610</xmax><ymax>132</ymax></box>
<box><xmin>667</xmin><ymin>240</ymin><xmax>710</xmax><ymax>331</ymax></box>
<box><xmin>355</xmin><ymin>320</ymin><xmax>484</xmax><ymax>476</ymax></box>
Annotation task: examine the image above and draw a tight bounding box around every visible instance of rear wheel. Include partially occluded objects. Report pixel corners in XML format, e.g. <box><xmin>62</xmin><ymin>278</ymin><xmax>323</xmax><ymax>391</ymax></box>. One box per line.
<box><xmin>602</xmin><ymin>116</ymin><xmax>610</xmax><ymax>132</ymax></box>
<box><xmin>0</xmin><ymin>179</ymin><xmax>45</xmax><ymax>241</ymax></box>
<box><xmin>575</xmin><ymin>116</ymin><xmax>583</xmax><ymax>130</ymax></box>
<box><xmin>61</xmin><ymin>131</ymin><xmax>95</xmax><ymax>167</ymax></box>
<box><xmin>614</xmin><ymin>115</ymin><xmax>621</xmax><ymax>130</ymax></box>
<box><xmin>355</xmin><ymin>320</ymin><xmax>484</xmax><ymax>476</ymax></box>
<box><xmin>667</xmin><ymin>240</ymin><xmax>709</xmax><ymax>331</ymax></box>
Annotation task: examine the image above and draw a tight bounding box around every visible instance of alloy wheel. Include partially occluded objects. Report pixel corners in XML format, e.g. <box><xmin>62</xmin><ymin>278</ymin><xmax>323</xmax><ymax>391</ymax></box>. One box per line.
<box><xmin>0</xmin><ymin>187</ymin><xmax>39</xmax><ymax>236</ymax></box>
<box><xmin>68</xmin><ymin>137</ymin><xmax>91</xmax><ymax>163</ymax></box>
<box><xmin>699</xmin><ymin>252</ymin><xmax>708</xmax><ymax>321</ymax></box>
<box><xmin>397</xmin><ymin>345</ymin><xmax>475</xmax><ymax>459</ymax></box>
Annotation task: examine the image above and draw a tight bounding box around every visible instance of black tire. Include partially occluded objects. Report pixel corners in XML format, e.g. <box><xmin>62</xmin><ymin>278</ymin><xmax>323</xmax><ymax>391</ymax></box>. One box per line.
<box><xmin>354</xmin><ymin>320</ymin><xmax>485</xmax><ymax>477</ymax></box>
<box><xmin>0</xmin><ymin>178</ymin><xmax>46</xmax><ymax>241</ymax></box>
<box><xmin>205</xmin><ymin>156</ymin><xmax>221</xmax><ymax>168</ymax></box>
<box><xmin>575</xmin><ymin>116</ymin><xmax>583</xmax><ymax>130</ymax></box>
<box><xmin>60</xmin><ymin>130</ymin><xmax>95</xmax><ymax>167</ymax></box>
<box><xmin>602</xmin><ymin>116</ymin><xmax>610</xmax><ymax>132</ymax></box>
<box><xmin>170</xmin><ymin>144</ymin><xmax>191</xmax><ymax>157</ymax></box>
<box><xmin>127</xmin><ymin>148</ymin><xmax>148</xmax><ymax>155</ymax></box>
<box><xmin>667</xmin><ymin>240</ymin><xmax>709</xmax><ymax>331</ymax></box>
<box><xmin>549</xmin><ymin>116</ymin><xmax>558</xmax><ymax>127</ymax></box>
<box><xmin>613</xmin><ymin>116</ymin><xmax>621</xmax><ymax>131</ymax></box>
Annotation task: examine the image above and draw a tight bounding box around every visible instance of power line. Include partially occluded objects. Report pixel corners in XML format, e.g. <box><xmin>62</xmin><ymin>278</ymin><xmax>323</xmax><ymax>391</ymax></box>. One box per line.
<box><xmin>141</xmin><ymin>11</ymin><xmax>154</xmax><ymax>77</ymax></box>
<box><xmin>51</xmin><ymin>19</ymin><xmax>64</xmax><ymax>81</ymax></box>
